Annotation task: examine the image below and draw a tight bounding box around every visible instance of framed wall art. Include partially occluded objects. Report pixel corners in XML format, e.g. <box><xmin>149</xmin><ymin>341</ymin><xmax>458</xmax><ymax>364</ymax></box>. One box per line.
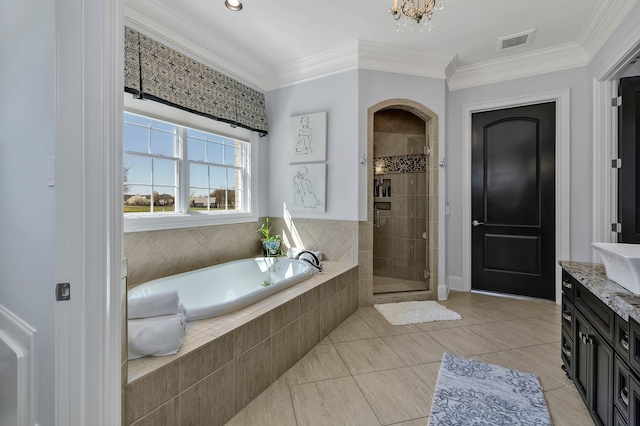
<box><xmin>287</xmin><ymin>163</ymin><xmax>326</xmax><ymax>212</ymax></box>
<box><xmin>289</xmin><ymin>111</ymin><xmax>326</xmax><ymax>163</ymax></box>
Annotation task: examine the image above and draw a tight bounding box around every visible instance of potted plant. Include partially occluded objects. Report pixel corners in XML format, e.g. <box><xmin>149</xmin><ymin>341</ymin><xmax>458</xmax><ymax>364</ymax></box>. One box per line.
<box><xmin>258</xmin><ymin>217</ymin><xmax>281</xmax><ymax>256</ymax></box>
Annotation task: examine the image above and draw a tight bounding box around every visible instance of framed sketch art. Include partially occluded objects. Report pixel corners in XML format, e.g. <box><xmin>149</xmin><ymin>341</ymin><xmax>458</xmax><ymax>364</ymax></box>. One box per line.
<box><xmin>289</xmin><ymin>112</ymin><xmax>327</xmax><ymax>163</ymax></box>
<box><xmin>287</xmin><ymin>164</ymin><xmax>326</xmax><ymax>212</ymax></box>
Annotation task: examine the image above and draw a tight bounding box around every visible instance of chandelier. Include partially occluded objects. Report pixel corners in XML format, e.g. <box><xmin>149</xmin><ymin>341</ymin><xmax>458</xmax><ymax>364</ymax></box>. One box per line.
<box><xmin>390</xmin><ymin>0</ymin><xmax>444</xmax><ymax>35</ymax></box>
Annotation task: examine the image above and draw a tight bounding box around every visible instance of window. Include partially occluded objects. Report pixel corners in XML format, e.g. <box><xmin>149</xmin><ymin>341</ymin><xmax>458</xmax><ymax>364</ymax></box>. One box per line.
<box><xmin>124</xmin><ymin>113</ymin><xmax>179</xmax><ymax>213</ymax></box>
<box><xmin>123</xmin><ymin>108</ymin><xmax>255</xmax><ymax>232</ymax></box>
<box><xmin>187</xmin><ymin>128</ymin><xmax>246</xmax><ymax>212</ymax></box>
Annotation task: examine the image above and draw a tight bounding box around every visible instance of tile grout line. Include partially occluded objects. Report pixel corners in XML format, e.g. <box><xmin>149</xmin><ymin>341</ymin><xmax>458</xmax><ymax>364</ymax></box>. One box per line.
<box><xmin>284</xmin><ymin>383</ymin><xmax>301</xmax><ymax>426</ymax></box>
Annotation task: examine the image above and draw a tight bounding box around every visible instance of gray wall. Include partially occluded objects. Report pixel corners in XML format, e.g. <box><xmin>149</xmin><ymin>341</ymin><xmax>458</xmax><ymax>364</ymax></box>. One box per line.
<box><xmin>265</xmin><ymin>71</ymin><xmax>359</xmax><ymax>220</ymax></box>
<box><xmin>265</xmin><ymin>68</ymin><xmax>447</xmax><ymax>223</ymax></box>
<box><xmin>0</xmin><ymin>0</ymin><xmax>56</xmax><ymax>422</ymax></box>
<box><xmin>446</xmin><ymin>67</ymin><xmax>593</xmax><ymax>282</ymax></box>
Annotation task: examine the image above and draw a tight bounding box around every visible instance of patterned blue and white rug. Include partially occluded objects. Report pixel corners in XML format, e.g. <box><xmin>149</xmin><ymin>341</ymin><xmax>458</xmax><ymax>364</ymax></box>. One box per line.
<box><xmin>429</xmin><ymin>352</ymin><xmax>552</xmax><ymax>425</ymax></box>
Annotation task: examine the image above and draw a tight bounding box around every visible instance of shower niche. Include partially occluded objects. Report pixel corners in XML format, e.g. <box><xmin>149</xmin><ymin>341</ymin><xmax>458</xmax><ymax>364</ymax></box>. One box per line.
<box><xmin>374</xmin><ymin>178</ymin><xmax>392</xmax><ymax>199</ymax></box>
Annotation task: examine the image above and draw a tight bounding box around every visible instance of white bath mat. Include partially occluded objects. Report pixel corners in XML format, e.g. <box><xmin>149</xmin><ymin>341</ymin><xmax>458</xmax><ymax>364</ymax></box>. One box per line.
<box><xmin>374</xmin><ymin>301</ymin><xmax>461</xmax><ymax>326</ymax></box>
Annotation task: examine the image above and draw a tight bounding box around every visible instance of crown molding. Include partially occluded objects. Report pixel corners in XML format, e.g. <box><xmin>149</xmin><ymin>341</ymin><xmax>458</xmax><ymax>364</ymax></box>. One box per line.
<box><xmin>357</xmin><ymin>40</ymin><xmax>455</xmax><ymax>80</ymax></box>
<box><xmin>445</xmin><ymin>56</ymin><xmax>460</xmax><ymax>82</ymax></box>
<box><xmin>266</xmin><ymin>41</ymin><xmax>359</xmax><ymax>90</ymax></box>
<box><xmin>579</xmin><ymin>0</ymin><xmax>639</xmax><ymax>60</ymax></box>
<box><xmin>125</xmin><ymin>0</ymin><xmax>636</xmax><ymax>93</ymax></box>
<box><xmin>125</xmin><ymin>1</ymin><xmax>271</xmax><ymax>91</ymax></box>
<box><xmin>265</xmin><ymin>40</ymin><xmax>455</xmax><ymax>90</ymax></box>
<box><xmin>447</xmin><ymin>42</ymin><xmax>589</xmax><ymax>91</ymax></box>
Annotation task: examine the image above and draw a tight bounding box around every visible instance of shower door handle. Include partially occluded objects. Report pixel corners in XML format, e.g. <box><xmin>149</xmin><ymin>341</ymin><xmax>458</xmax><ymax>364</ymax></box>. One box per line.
<box><xmin>472</xmin><ymin>220</ymin><xmax>485</xmax><ymax>227</ymax></box>
<box><xmin>374</xmin><ymin>209</ymin><xmax>381</xmax><ymax>228</ymax></box>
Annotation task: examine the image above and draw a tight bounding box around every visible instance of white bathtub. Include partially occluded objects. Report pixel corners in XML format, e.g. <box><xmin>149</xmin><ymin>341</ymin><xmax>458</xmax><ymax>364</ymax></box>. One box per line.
<box><xmin>128</xmin><ymin>257</ymin><xmax>314</xmax><ymax>321</ymax></box>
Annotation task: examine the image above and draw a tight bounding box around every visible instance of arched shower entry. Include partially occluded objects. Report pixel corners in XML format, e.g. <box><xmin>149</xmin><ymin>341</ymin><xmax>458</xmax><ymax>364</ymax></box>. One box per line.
<box><xmin>365</xmin><ymin>99</ymin><xmax>439</xmax><ymax>304</ymax></box>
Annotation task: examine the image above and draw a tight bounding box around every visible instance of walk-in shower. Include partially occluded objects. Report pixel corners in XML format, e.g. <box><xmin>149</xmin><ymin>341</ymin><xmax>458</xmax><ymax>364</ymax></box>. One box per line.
<box><xmin>372</xmin><ymin>108</ymin><xmax>429</xmax><ymax>295</ymax></box>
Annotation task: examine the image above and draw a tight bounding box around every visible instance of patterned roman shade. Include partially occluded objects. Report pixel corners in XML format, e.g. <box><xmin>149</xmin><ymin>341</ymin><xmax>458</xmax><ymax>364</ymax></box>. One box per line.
<box><xmin>124</xmin><ymin>27</ymin><xmax>268</xmax><ymax>135</ymax></box>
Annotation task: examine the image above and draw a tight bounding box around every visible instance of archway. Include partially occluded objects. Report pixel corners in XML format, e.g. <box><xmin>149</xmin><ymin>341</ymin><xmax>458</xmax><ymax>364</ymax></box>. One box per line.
<box><xmin>363</xmin><ymin>99</ymin><xmax>439</xmax><ymax>304</ymax></box>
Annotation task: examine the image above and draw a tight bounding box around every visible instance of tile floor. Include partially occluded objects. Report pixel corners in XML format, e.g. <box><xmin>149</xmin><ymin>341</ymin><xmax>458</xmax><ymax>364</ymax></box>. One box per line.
<box><xmin>225</xmin><ymin>291</ymin><xmax>593</xmax><ymax>426</ymax></box>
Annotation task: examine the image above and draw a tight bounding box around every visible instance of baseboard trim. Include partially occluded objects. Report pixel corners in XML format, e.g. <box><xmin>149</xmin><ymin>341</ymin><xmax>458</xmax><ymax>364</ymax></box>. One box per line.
<box><xmin>437</xmin><ymin>282</ymin><xmax>449</xmax><ymax>300</ymax></box>
<box><xmin>447</xmin><ymin>276</ymin><xmax>463</xmax><ymax>293</ymax></box>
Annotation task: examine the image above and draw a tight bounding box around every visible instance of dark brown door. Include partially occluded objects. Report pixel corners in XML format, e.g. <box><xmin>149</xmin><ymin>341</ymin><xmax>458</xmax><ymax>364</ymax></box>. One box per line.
<box><xmin>618</xmin><ymin>76</ymin><xmax>640</xmax><ymax>243</ymax></box>
<box><xmin>471</xmin><ymin>102</ymin><xmax>556</xmax><ymax>300</ymax></box>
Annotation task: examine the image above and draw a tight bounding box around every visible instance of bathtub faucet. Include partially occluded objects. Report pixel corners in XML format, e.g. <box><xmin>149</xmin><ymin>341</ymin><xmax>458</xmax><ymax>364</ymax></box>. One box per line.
<box><xmin>296</xmin><ymin>250</ymin><xmax>323</xmax><ymax>273</ymax></box>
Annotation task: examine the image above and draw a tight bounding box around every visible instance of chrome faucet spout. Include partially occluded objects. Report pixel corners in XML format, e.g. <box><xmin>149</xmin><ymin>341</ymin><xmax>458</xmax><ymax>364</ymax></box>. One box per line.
<box><xmin>295</xmin><ymin>250</ymin><xmax>323</xmax><ymax>273</ymax></box>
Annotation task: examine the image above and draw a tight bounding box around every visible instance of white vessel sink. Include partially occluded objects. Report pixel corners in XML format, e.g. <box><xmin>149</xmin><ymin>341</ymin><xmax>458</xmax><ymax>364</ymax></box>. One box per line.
<box><xmin>592</xmin><ymin>242</ymin><xmax>640</xmax><ymax>294</ymax></box>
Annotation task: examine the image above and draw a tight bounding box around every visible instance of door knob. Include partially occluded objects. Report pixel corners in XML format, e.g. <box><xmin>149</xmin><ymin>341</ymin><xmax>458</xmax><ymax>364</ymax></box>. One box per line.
<box><xmin>472</xmin><ymin>220</ymin><xmax>485</xmax><ymax>227</ymax></box>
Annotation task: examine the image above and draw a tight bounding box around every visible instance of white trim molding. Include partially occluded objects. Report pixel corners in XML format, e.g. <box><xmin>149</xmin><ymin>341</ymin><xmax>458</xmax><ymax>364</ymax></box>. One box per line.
<box><xmin>358</xmin><ymin>41</ymin><xmax>455</xmax><ymax>80</ymax></box>
<box><xmin>269</xmin><ymin>42</ymin><xmax>359</xmax><ymax>91</ymax></box>
<box><xmin>591</xmin><ymin>79</ymin><xmax>618</xmax><ymax>257</ymax></box>
<box><xmin>55</xmin><ymin>0</ymin><xmax>123</xmax><ymax>422</ymax></box>
<box><xmin>446</xmin><ymin>276</ymin><xmax>463</xmax><ymax>293</ymax></box>
<box><xmin>448</xmin><ymin>43</ymin><xmax>588</xmax><ymax>91</ymax></box>
<box><xmin>461</xmin><ymin>89</ymin><xmax>571</xmax><ymax>304</ymax></box>
<box><xmin>0</xmin><ymin>305</ymin><xmax>36</xmax><ymax>426</ymax></box>
<box><xmin>592</xmin><ymin>19</ymin><xmax>640</xmax><ymax>260</ymax></box>
<box><xmin>438</xmin><ymin>282</ymin><xmax>449</xmax><ymax>300</ymax></box>
<box><xmin>579</xmin><ymin>0</ymin><xmax>640</xmax><ymax>60</ymax></box>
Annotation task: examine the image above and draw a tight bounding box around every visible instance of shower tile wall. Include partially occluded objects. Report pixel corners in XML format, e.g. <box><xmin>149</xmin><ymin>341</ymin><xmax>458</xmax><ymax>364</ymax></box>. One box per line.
<box><xmin>373</xmin><ymin>109</ymin><xmax>427</xmax><ymax>283</ymax></box>
<box><xmin>124</xmin><ymin>218</ymin><xmax>359</xmax><ymax>288</ymax></box>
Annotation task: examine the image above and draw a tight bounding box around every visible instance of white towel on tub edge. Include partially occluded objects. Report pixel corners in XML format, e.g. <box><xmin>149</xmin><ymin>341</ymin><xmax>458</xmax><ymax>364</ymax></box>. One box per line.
<box><xmin>127</xmin><ymin>311</ymin><xmax>186</xmax><ymax>360</ymax></box>
<box><xmin>128</xmin><ymin>289</ymin><xmax>180</xmax><ymax>319</ymax></box>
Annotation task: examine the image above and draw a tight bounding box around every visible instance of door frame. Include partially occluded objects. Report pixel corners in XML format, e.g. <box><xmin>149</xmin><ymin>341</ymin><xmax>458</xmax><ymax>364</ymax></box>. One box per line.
<box><xmin>364</xmin><ymin>98</ymin><xmax>442</xmax><ymax>304</ymax></box>
<box><xmin>54</xmin><ymin>0</ymin><xmax>123</xmax><ymax>423</ymax></box>
<box><xmin>461</xmin><ymin>89</ymin><xmax>571</xmax><ymax>303</ymax></box>
<box><xmin>592</xmin><ymin>26</ymin><xmax>640</xmax><ymax>256</ymax></box>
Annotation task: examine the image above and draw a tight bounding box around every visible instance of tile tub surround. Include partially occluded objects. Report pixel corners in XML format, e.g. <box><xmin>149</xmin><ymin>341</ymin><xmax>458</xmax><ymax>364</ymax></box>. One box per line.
<box><xmin>560</xmin><ymin>260</ymin><xmax>640</xmax><ymax>323</ymax></box>
<box><xmin>124</xmin><ymin>221</ymin><xmax>264</xmax><ymax>288</ymax></box>
<box><xmin>124</xmin><ymin>262</ymin><xmax>359</xmax><ymax>426</ymax></box>
<box><xmin>267</xmin><ymin>217</ymin><xmax>359</xmax><ymax>265</ymax></box>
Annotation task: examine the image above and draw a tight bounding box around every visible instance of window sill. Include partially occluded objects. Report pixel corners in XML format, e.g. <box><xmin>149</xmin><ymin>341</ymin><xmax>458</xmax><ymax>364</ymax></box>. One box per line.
<box><xmin>124</xmin><ymin>211</ymin><xmax>258</xmax><ymax>233</ymax></box>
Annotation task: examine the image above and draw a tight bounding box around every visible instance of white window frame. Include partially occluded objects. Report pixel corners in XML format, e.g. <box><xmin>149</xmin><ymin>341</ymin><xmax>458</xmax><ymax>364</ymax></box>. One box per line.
<box><xmin>123</xmin><ymin>93</ymin><xmax>258</xmax><ymax>233</ymax></box>
<box><xmin>123</xmin><ymin>115</ymin><xmax>181</xmax><ymax>212</ymax></box>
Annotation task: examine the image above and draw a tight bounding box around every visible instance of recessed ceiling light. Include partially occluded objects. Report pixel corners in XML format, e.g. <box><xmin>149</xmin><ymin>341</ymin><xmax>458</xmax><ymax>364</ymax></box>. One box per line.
<box><xmin>225</xmin><ymin>0</ymin><xmax>243</xmax><ymax>11</ymax></box>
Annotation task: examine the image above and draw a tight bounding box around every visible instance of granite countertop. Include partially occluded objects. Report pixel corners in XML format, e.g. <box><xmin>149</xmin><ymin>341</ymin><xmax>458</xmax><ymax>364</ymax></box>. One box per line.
<box><xmin>560</xmin><ymin>260</ymin><xmax>640</xmax><ymax>323</ymax></box>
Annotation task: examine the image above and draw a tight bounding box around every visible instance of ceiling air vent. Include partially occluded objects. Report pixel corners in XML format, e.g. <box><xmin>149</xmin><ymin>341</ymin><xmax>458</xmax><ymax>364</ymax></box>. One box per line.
<box><xmin>497</xmin><ymin>28</ymin><xmax>536</xmax><ymax>52</ymax></box>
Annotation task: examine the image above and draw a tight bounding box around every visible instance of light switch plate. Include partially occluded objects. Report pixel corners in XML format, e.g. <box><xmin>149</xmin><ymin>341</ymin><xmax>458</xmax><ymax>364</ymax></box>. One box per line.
<box><xmin>47</xmin><ymin>156</ymin><xmax>55</xmax><ymax>187</ymax></box>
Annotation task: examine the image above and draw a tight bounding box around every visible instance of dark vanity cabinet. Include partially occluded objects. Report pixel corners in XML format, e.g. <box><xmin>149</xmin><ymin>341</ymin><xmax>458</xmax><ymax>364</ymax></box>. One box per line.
<box><xmin>561</xmin><ymin>270</ymin><xmax>636</xmax><ymax>426</ymax></box>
